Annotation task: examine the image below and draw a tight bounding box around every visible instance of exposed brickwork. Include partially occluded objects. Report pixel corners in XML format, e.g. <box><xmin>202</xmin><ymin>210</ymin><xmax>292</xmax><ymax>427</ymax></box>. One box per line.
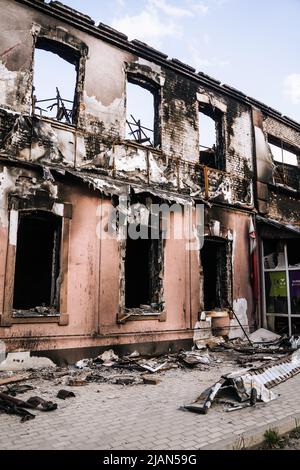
<box><xmin>264</xmin><ymin>116</ymin><xmax>300</xmax><ymax>148</ymax></box>
<box><xmin>268</xmin><ymin>189</ymin><xmax>299</xmax><ymax>225</ymax></box>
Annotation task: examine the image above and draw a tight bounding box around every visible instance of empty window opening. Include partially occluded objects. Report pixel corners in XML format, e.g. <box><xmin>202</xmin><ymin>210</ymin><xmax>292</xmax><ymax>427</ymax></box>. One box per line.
<box><xmin>268</xmin><ymin>138</ymin><xmax>299</xmax><ymax>167</ymax></box>
<box><xmin>126</xmin><ymin>78</ymin><xmax>159</xmax><ymax>147</ymax></box>
<box><xmin>199</xmin><ymin>104</ymin><xmax>224</xmax><ymax>170</ymax></box>
<box><xmin>13</xmin><ymin>211</ymin><xmax>62</xmax><ymax>312</ymax></box>
<box><xmin>201</xmin><ymin>238</ymin><xmax>231</xmax><ymax>311</ymax></box>
<box><xmin>125</xmin><ymin>226</ymin><xmax>161</xmax><ymax>309</ymax></box>
<box><xmin>33</xmin><ymin>38</ymin><xmax>78</xmax><ymax>124</ymax></box>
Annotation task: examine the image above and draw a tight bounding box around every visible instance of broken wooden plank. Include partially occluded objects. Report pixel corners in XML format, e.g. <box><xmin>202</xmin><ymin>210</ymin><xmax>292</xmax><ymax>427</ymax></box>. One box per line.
<box><xmin>0</xmin><ymin>374</ymin><xmax>30</xmax><ymax>386</ymax></box>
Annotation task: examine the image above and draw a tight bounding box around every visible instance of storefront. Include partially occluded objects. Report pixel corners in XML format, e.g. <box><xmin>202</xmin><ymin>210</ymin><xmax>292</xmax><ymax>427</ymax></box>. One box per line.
<box><xmin>258</xmin><ymin>217</ymin><xmax>300</xmax><ymax>335</ymax></box>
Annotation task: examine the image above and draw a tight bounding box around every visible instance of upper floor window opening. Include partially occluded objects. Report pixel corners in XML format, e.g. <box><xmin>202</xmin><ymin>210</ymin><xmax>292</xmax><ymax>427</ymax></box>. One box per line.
<box><xmin>32</xmin><ymin>37</ymin><xmax>79</xmax><ymax>125</ymax></box>
<box><xmin>126</xmin><ymin>76</ymin><xmax>160</xmax><ymax>148</ymax></box>
<box><xmin>199</xmin><ymin>103</ymin><xmax>224</xmax><ymax>170</ymax></box>
<box><xmin>268</xmin><ymin>136</ymin><xmax>299</xmax><ymax>167</ymax></box>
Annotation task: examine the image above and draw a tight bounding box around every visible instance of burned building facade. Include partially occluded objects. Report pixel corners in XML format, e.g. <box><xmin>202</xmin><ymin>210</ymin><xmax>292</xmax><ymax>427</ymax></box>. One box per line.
<box><xmin>0</xmin><ymin>0</ymin><xmax>299</xmax><ymax>362</ymax></box>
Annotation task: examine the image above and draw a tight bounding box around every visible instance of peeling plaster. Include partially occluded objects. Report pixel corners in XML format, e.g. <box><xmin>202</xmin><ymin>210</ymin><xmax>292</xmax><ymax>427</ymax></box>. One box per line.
<box><xmin>76</xmin><ymin>134</ymin><xmax>87</xmax><ymax>161</ymax></box>
<box><xmin>137</xmin><ymin>58</ymin><xmax>162</xmax><ymax>75</ymax></box>
<box><xmin>19</xmin><ymin>142</ymin><xmax>46</xmax><ymax>161</ymax></box>
<box><xmin>115</xmin><ymin>148</ymin><xmax>147</xmax><ymax>172</ymax></box>
<box><xmin>4</xmin><ymin>116</ymin><xmax>85</xmax><ymax>166</ymax></box>
<box><xmin>0</xmin><ymin>166</ymin><xmax>15</xmax><ymax>227</ymax></box>
<box><xmin>8</xmin><ymin>209</ymin><xmax>18</xmax><ymax>245</ymax></box>
<box><xmin>55</xmin><ymin>128</ymin><xmax>76</xmax><ymax>165</ymax></box>
<box><xmin>149</xmin><ymin>153</ymin><xmax>167</xmax><ymax>183</ymax></box>
<box><xmin>136</xmin><ymin>58</ymin><xmax>165</xmax><ymax>86</ymax></box>
<box><xmin>53</xmin><ymin>202</ymin><xmax>64</xmax><ymax>217</ymax></box>
<box><xmin>197</xmin><ymin>92</ymin><xmax>227</xmax><ymax>113</ymax></box>
<box><xmin>210</xmin><ymin>177</ymin><xmax>233</xmax><ymax>204</ymax></box>
<box><xmin>0</xmin><ymin>61</ymin><xmax>16</xmax><ymax>99</ymax></box>
<box><xmin>113</xmin><ymin>146</ymin><xmax>168</xmax><ymax>184</ymax></box>
<box><xmin>0</xmin><ymin>61</ymin><xmax>31</xmax><ymax>112</ymax></box>
<box><xmin>230</xmin><ymin>111</ymin><xmax>252</xmax><ymax>162</ymax></box>
<box><xmin>84</xmin><ymin>91</ymin><xmax>124</xmax><ymax>123</ymax></box>
<box><xmin>0</xmin><ymin>166</ymin><xmax>59</xmax><ymax>222</ymax></box>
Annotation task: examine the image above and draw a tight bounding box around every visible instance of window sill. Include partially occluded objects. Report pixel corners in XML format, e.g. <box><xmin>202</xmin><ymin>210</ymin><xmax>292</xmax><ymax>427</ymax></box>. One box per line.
<box><xmin>33</xmin><ymin>114</ymin><xmax>77</xmax><ymax>132</ymax></box>
<box><xmin>117</xmin><ymin>310</ymin><xmax>166</xmax><ymax>324</ymax></box>
<box><xmin>6</xmin><ymin>313</ymin><xmax>69</xmax><ymax>326</ymax></box>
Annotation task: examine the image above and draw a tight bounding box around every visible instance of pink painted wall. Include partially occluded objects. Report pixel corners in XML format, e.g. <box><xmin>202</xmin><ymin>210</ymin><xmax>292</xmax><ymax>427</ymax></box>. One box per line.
<box><xmin>0</xmin><ymin>182</ymin><xmax>253</xmax><ymax>353</ymax></box>
<box><xmin>0</xmin><ymin>183</ymin><xmax>201</xmax><ymax>352</ymax></box>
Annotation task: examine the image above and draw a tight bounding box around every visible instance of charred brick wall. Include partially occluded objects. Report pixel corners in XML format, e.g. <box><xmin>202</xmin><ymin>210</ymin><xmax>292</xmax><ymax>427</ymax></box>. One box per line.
<box><xmin>255</xmin><ymin>113</ymin><xmax>300</xmax><ymax>224</ymax></box>
<box><xmin>0</xmin><ymin>0</ymin><xmax>258</xmax><ymax>210</ymax></box>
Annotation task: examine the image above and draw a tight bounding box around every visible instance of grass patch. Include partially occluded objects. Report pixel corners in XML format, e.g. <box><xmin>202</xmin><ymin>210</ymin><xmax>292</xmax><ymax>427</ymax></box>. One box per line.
<box><xmin>263</xmin><ymin>429</ymin><xmax>286</xmax><ymax>449</ymax></box>
<box><xmin>289</xmin><ymin>427</ymin><xmax>300</xmax><ymax>440</ymax></box>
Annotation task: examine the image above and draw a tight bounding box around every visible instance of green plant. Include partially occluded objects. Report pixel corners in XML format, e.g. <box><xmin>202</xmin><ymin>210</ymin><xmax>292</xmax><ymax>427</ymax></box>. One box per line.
<box><xmin>289</xmin><ymin>427</ymin><xmax>300</xmax><ymax>440</ymax></box>
<box><xmin>263</xmin><ymin>429</ymin><xmax>286</xmax><ymax>449</ymax></box>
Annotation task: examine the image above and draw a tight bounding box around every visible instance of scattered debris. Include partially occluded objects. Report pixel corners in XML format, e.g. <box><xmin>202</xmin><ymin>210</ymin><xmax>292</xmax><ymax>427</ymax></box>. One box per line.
<box><xmin>184</xmin><ymin>380</ymin><xmax>226</xmax><ymax>414</ymax></box>
<box><xmin>193</xmin><ymin>320</ymin><xmax>213</xmax><ymax>349</ymax></box>
<box><xmin>26</xmin><ymin>396</ymin><xmax>57</xmax><ymax>411</ymax></box>
<box><xmin>248</xmin><ymin>328</ymin><xmax>281</xmax><ymax>344</ymax></box>
<box><xmin>85</xmin><ymin>371</ymin><xmax>106</xmax><ymax>383</ymax></box>
<box><xmin>184</xmin><ymin>349</ymin><xmax>300</xmax><ymax>414</ymax></box>
<box><xmin>6</xmin><ymin>384</ymin><xmax>34</xmax><ymax>396</ymax></box>
<box><xmin>75</xmin><ymin>359</ymin><xmax>92</xmax><ymax>369</ymax></box>
<box><xmin>178</xmin><ymin>350</ymin><xmax>211</xmax><ymax>367</ymax></box>
<box><xmin>113</xmin><ymin>375</ymin><xmax>142</xmax><ymax>386</ymax></box>
<box><xmin>0</xmin><ymin>392</ymin><xmax>57</xmax><ymax>422</ymax></box>
<box><xmin>236</xmin><ymin>354</ymin><xmax>284</xmax><ymax>366</ymax></box>
<box><xmin>141</xmin><ymin>374</ymin><xmax>161</xmax><ymax>385</ymax></box>
<box><xmin>289</xmin><ymin>336</ymin><xmax>300</xmax><ymax>350</ymax></box>
<box><xmin>137</xmin><ymin>360</ymin><xmax>169</xmax><ymax>373</ymax></box>
<box><xmin>57</xmin><ymin>389</ymin><xmax>76</xmax><ymax>400</ymax></box>
<box><xmin>1</xmin><ymin>331</ymin><xmax>299</xmax><ymax>425</ymax></box>
<box><xmin>0</xmin><ymin>396</ymin><xmax>36</xmax><ymax>422</ymax></box>
<box><xmin>139</xmin><ymin>360</ymin><xmax>168</xmax><ymax>374</ymax></box>
<box><xmin>98</xmin><ymin>349</ymin><xmax>119</xmax><ymax>363</ymax></box>
<box><xmin>128</xmin><ymin>351</ymin><xmax>140</xmax><ymax>358</ymax></box>
<box><xmin>67</xmin><ymin>375</ymin><xmax>88</xmax><ymax>386</ymax></box>
<box><xmin>0</xmin><ymin>374</ymin><xmax>31</xmax><ymax>386</ymax></box>
<box><xmin>206</xmin><ymin>337</ymin><xmax>225</xmax><ymax>349</ymax></box>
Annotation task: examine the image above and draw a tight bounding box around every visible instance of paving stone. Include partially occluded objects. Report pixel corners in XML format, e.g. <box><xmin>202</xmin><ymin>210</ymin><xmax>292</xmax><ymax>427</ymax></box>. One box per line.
<box><xmin>1</xmin><ymin>366</ymin><xmax>300</xmax><ymax>450</ymax></box>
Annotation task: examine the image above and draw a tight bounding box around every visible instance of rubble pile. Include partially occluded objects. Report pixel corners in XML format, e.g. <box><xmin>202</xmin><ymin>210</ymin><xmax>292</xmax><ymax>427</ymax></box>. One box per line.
<box><xmin>185</xmin><ymin>329</ymin><xmax>300</xmax><ymax>415</ymax></box>
<box><xmin>1</xmin><ymin>328</ymin><xmax>300</xmax><ymax>422</ymax></box>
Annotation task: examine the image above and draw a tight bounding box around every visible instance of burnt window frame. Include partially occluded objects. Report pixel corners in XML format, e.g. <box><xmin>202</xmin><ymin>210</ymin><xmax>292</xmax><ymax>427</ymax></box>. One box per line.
<box><xmin>0</xmin><ymin>196</ymin><xmax>72</xmax><ymax>327</ymax></box>
<box><xmin>124</xmin><ymin>225</ymin><xmax>162</xmax><ymax>310</ymax></box>
<box><xmin>12</xmin><ymin>210</ymin><xmax>62</xmax><ymax>313</ymax></box>
<box><xmin>268</xmin><ymin>135</ymin><xmax>300</xmax><ymax>189</ymax></box>
<box><xmin>200</xmin><ymin>236</ymin><xmax>233</xmax><ymax>311</ymax></box>
<box><xmin>199</xmin><ymin>103</ymin><xmax>225</xmax><ymax>171</ymax></box>
<box><xmin>117</xmin><ymin>194</ymin><xmax>165</xmax><ymax>323</ymax></box>
<box><xmin>125</xmin><ymin>74</ymin><xmax>162</xmax><ymax>148</ymax></box>
<box><xmin>32</xmin><ymin>34</ymin><xmax>88</xmax><ymax>126</ymax></box>
<box><xmin>268</xmin><ymin>135</ymin><xmax>300</xmax><ymax>167</ymax></box>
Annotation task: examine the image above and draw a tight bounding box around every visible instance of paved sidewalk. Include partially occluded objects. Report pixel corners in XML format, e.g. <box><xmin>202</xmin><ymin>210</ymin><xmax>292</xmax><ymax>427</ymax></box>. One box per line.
<box><xmin>1</xmin><ymin>362</ymin><xmax>300</xmax><ymax>450</ymax></box>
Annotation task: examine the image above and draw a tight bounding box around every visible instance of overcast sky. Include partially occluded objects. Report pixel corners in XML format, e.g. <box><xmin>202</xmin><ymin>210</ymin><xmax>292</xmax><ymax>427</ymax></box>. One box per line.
<box><xmin>43</xmin><ymin>0</ymin><xmax>300</xmax><ymax>122</ymax></box>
